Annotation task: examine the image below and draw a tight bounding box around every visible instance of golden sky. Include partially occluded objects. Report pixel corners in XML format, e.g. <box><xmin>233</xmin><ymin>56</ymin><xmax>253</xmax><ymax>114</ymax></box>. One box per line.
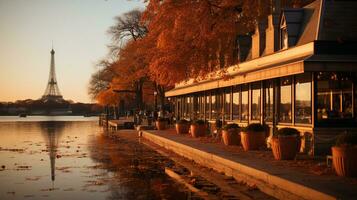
<box><xmin>0</xmin><ymin>0</ymin><xmax>145</xmax><ymax>103</ymax></box>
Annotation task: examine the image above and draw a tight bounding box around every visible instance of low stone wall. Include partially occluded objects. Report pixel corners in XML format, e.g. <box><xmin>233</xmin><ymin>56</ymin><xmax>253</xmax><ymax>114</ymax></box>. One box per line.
<box><xmin>141</xmin><ymin>130</ymin><xmax>336</xmax><ymax>200</ymax></box>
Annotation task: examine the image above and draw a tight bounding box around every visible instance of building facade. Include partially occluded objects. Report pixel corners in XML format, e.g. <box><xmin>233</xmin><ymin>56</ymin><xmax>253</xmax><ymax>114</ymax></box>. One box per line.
<box><xmin>165</xmin><ymin>0</ymin><xmax>357</xmax><ymax>155</ymax></box>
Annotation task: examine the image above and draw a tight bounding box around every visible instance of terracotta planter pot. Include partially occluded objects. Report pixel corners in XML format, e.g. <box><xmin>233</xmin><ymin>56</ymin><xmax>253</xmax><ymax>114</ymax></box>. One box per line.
<box><xmin>175</xmin><ymin>123</ymin><xmax>190</xmax><ymax>134</ymax></box>
<box><xmin>222</xmin><ymin>129</ymin><xmax>240</xmax><ymax>145</ymax></box>
<box><xmin>332</xmin><ymin>146</ymin><xmax>357</xmax><ymax>177</ymax></box>
<box><xmin>155</xmin><ymin>121</ymin><xmax>167</xmax><ymax>130</ymax></box>
<box><xmin>190</xmin><ymin>124</ymin><xmax>206</xmax><ymax>138</ymax></box>
<box><xmin>240</xmin><ymin>131</ymin><xmax>266</xmax><ymax>151</ymax></box>
<box><xmin>271</xmin><ymin>136</ymin><xmax>298</xmax><ymax>160</ymax></box>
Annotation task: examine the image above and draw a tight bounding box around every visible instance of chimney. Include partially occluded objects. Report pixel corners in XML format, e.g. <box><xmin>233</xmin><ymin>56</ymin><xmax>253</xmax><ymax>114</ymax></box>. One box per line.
<box><xmin>251</xmin><ymin>24</ymin><xmax>260</xmax><ymax>59</ymax></box>
<box><xmin>265</xmin><ymin>15</ymin><xmax>275</xmax><ymax>54</ymax></box>
<box><xmin>265</xmin><ymin>0</ymin><xmax>281</xmax><ymax>55</ymax></box>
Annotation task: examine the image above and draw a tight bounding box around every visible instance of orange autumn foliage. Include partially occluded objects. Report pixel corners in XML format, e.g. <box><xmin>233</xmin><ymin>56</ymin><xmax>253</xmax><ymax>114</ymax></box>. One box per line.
<box><xmin>110</xmin><ymin>39</ymin><xmax>153</xmax><ymax>108</ymax></box>
<box><xmin>91</xmin><ymin>1</ymin><xmax>304</xmax><ymax>106</ymax></box>
<box><xmin>111</xmin><ymin>40</ymin><xmax>148</xmax><ymax>86</ymax></box>
<box><xmin>141</xmin><ymin>0</ymin><xmax>270</xmax><ymax>86</ymax></box>
<box><xmin>96</xmin><ymin>89</ymin><xmax>120</xmax><ymax>106</ymax></box>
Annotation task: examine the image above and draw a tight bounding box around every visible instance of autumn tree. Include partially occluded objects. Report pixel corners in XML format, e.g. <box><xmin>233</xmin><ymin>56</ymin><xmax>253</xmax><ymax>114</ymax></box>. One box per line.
<box><xmin>140</xmin><ymin>0</ymin><xmax>271</xmax><ymax>86</ymax></box>
<box><xmin>108</xmin><ymin>9</ymin><xmax>151</xmax><ymax>109</ymax></box>
<box><xmin>107</xmin><ymin>9</ymin><xmax>147</xmax><ymax>55</ymax></box>
<box><xmin>88</xmin><ymin>60</ymin><xmax>115</xmax><ymax>100</ymax></box>
<box><xmin>107</xmin><ymin>8</ymin><xmax>172</xmax><ymax>110</ymax></box>
<box><xmin>96</xmin><ymin>89</ymin><xmax>121</xmax><ymax>106</ymax></box>
<box><xmin>88</xmin><ymin>10</ymin><xmax>145</xmax><ymax>108</ymax></box>
<box><xmin>111</xmin><ymin>40</ymin><xmax>147</xmax><ymax>109</ymax></box>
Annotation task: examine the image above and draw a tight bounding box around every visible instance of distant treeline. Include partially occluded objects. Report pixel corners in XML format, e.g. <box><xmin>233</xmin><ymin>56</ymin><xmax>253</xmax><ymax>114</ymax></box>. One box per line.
<box><xmin>0</xmin><ymin>99</ymin><xmax>103</xmax><ymax>116</ymax></box>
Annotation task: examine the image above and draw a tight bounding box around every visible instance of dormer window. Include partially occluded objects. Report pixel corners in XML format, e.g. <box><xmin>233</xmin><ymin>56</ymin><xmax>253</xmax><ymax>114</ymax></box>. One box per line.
<box><xmin>280</xmin><ymin>15</ymin><xmax>288</xmax><ymax>50</ymax></box>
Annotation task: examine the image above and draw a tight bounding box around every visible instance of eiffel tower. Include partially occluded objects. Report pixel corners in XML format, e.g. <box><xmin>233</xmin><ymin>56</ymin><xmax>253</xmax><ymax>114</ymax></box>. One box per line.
<box><xmin>42</xmin><ymin>48</ymin><xmax>64</xmax><ymax>102</ymax></box>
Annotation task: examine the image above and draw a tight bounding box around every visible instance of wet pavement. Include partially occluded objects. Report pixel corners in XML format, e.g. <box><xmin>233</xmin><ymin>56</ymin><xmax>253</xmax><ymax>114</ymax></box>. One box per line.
<box><xmin>111</xmin><ymin>130</ymin><xmax>276</xmax><ymax>200</ymax></box>
<box><xmin>0</xmin><ymin>117</ymin><xmax>190</xmax><ymax>200</ymax></box>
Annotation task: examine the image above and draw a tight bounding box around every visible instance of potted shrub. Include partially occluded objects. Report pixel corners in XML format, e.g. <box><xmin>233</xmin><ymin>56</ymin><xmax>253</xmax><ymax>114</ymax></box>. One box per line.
<box><xmin>241</xmin><ymin>123</ymin><xmax>266</xmax><ymax>151</ymax></box>
<box><xmin>222</xmin><ymin>123</ymin><xmax>240</xmax><ymax>145</ymax></box>
<box><xmin>210</xmin><ymin>119</ymin><xmax>223</xmax><ymax>138</ymax></box>
<box><xmin>271</xmin><ymin>128</ymin><xmax>300</xmax><ymax>160</ymax></box>
<box><xmin>190</xmin><ymin>120</ymin><xmax>206</xmax><ymax>138</ymax></box>
<box><xmin>175</xmin><ymin>119</ymin><xmax>190</xmax><ymax>134</ymax></box>
<box><xmin>155</xmin><ymin>118</ymin><xmax>167</xmax><ymax>130</ymax></box>
<box><xmin>332</xmin><ymin>133</ymin><xmax>357</xmax><ymax>177</ymax></box>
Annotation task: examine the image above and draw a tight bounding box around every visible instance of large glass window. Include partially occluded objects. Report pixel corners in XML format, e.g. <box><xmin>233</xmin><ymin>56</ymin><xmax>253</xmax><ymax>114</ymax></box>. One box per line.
<box><xmin>211</xmin><ymin>91</ymin><xmax>217</xmax><ymax>120</ymax></box>
<box><xmin>251</xmin><ymin>83</ymin><xmax>261</xmax><ymax>121</ymax></box>
<box><xmin>186</xmin><ymin>96</ymin><xmax>192</xmax><ymax>118</ymax></box>
<box><xmin>279</xmin><ymin>77</ymin><xmax>292</xmax><ymax>123</ymax></box>
<box><xmin>216</xmin><ymin>90</ymin><xmax>223</xmax><ymax>120</ymax></box>
<box><xmin>193</xmin><ymin>95</ymin><xmax>199</xmax><ymax>119</ymax></box>
<box><xmin>264</xmin><ymin>80</ymin><xmax>274</xmax><ymax>122</ymax></box>
<box><xmin>181</xmin><ymin>97</ymin><xmax>186</xmax><ymax>118</ymax></box>
<box><xmin>224</xmin><ymin>88</ymin><xmax>231</xmax><ymax>120</ymax></box>
<box><xmin>232</xmin><ymin>86</ymin><xmax>240</xmax><ymax>120</ymax></box>
<box><xmin>180</xmin><ymin>97</ymin><xmax>184</xmax><ymax>118</ymax></box>
<box><xmin>205</xmin><ymin>92</ymin><xmax>210</xmax><ymax>120</ymax></box>
<box><xmin>199</xmin><ymin>94</ymin><xmax>205</xmax><ymax>119</ymax></box>
<box><xmin>241</xmin><ymin>85</ymin><xmax>249</xmax><ymax>121</ymax></box>
<box><xmin>317</xmin><ymin>72</ymin><xmax>353</xmax><ymax>121</ymax></box>
<box><xmin>196</xmin><ymin>94</ymin><xmax>201</xmax><ymax>119</ymax></box>
<box><xmin>191</xmin><ymin>96</ymin><xmax>194</xmax><ymax>118</ymax></box>
<box><xmin>295</xmin><ymin>73</ymin><xmax>312</xmax><ymax>124</ymax></box>
<box><xmin>176</xmin><ymin>97</ymin><xmax>181</xmax><ymax>119</ymax></box>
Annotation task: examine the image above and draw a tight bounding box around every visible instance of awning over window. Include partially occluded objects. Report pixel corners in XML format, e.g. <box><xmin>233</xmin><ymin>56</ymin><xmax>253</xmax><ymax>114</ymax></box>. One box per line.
<box><xmin>166</xmin><ymin>43</ymin><xmax>313</xmax><ymax>97</ymax></box>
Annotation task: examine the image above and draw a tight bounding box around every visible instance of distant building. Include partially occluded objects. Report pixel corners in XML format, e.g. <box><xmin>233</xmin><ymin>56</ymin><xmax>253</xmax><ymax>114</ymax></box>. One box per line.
<box><xmin>40</xmin><ymin>48</ymin><xmax>71</xmax><ymax>115</ymax></box>
<box><xmin>166</xmin><ymin>0</ymin><xmax>357</xmax><ymax>155</ymax></box>
<box><xmin>42</xmin><ymin>48</ymin><xmax>64</xmax><ymax>102</ymax></box>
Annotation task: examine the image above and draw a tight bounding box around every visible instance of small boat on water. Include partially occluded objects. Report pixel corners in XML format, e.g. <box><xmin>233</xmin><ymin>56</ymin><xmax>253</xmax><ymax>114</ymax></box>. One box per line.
<box><xmin>19</xmin><ymin>113</ymin><xmax>27</xmax><ymax>118</ymax></box>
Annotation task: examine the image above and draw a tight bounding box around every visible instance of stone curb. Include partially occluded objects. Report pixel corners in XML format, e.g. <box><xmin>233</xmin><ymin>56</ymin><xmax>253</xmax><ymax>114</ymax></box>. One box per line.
<box><xmin>141</xmin><ymin>130</ymin><xmax>336</xmax><ymax>200</ymax></box>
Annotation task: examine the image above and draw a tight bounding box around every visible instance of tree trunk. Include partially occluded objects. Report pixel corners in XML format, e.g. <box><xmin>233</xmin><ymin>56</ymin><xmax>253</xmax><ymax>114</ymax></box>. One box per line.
<box><xmin>155</xmin><ymin>84</ymin><xmax>166</xmax><ymax>109</ymax></box>
<box><xmin>134</xmin><ymin>79</ymin><xmax>144</xmax><ymax>110</ymax></box>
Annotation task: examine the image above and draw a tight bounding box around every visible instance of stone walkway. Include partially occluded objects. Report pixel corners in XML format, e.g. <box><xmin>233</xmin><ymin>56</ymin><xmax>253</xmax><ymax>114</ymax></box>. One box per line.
<box><xmin>110</xmin><ymin>130</ymin><xmax>277</xmax><ymax>200</ymax></box>
<box><xmin>141</xmin><ymin>129</ymin><xmax>357</xmax><ymax>200</ymax></box>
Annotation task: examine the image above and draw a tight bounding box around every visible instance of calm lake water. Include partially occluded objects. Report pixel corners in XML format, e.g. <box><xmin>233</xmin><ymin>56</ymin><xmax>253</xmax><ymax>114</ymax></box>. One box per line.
<box><xmin>0</xmin><ymin>116</ymin><xmax>189</xmax><ymax>200</ymax></box>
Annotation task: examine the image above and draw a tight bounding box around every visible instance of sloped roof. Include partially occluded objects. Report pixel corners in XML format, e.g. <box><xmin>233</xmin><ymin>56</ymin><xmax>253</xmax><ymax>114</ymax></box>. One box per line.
<box><xmin>318</xmin><ymin>0</ymin><xmax>357</xmax><ymax>41</ymax></box>
<box><xmin>296</xmin><ymin>0</ymin><xmax>323</xmax><ymax>45</ymax></box>
<box><xmin>298</xmin><ymin>0</ymin><xmax>357</xmax><ymax>44</ymax></box>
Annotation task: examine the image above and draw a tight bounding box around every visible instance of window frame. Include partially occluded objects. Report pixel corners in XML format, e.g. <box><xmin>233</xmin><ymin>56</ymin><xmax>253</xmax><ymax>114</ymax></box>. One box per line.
<box><xmin>232</xmin><ymin>85</ymin><xmax>241</xmax><ymax>121</ymax></box>
<box><xmin>250</xmin><ymin>82</ymin><xmax>261</xmax><ymax>122</ymax></box>
<box><xmin>279</xmin><ymin>76</ymin><xmax>293</xmax><ymax>124</ymax></box>
<box><xmin>294</xmin><ymin>73</ymin><xmax>312</xmax><ymax>125</ymax></box>
<box><xmin>315</xmin><ymin>72</ymin><xmax>356</xmax><ymax>127</ymax></box>
<box><xmin>241</xmin><ymin>84</ymin><xmax>249</xmax><ymax>122</ymax></box>
<box><xmin>224</xmin><ymin>87</ymin><xmax>232</xmax><ymax>121</ymax></box>
<box><xmin>264</xmin><ymin>80</ymin><xmax>274</xmax><ymax>123</ymax></box>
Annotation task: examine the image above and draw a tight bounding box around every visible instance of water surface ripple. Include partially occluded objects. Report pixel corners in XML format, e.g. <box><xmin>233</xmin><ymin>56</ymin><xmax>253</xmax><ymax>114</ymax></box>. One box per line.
<box><xmin>0</xmin><ymin>116</ymin><xmax>188</xmax><ymax>200</ymax></box>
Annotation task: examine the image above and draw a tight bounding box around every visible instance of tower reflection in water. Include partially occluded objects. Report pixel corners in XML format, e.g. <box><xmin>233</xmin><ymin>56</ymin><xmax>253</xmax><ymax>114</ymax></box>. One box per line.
<box><xmin>39</xmin><ymin>121</ymin><xmax>65</xmax><ymax>186</ymax></box>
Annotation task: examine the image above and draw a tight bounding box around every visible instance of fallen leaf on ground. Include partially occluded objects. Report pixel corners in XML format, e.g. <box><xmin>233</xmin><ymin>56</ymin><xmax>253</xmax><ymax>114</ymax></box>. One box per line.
<box><xmin>26</xmin><ymin>176</ymin><xmax>41</xmax><ymax>181</ymax></box>
<box><xmin>40</xmin><ymin>188</ymin><xmax>59</xmax><ymax>192</ymax></box>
